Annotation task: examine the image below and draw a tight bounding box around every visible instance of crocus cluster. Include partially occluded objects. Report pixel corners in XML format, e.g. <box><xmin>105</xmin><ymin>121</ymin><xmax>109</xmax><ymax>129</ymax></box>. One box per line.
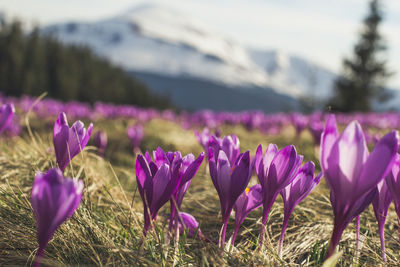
<box><xmin>135</xmin><ymin>148</ymin><xmax>204</xmax><ymax>236</ymax></box>
<box><xmin>5</xmin><ymin>94</ymin><xmax>400</xmax><ymax>137</ymax></box>
<box><xmin>208</xmin><ymin>134</ymin><xmax>253</xmax><ymax>247</ymax></box>
<box><xmin>5</xmin><ymin>93</ymin><xmax>400</xmax><ymax>265</ymax></box>
<box><xmin>31</xmin><ymin>112</ymin><xmax>92</xmax><ymax>266</ymax></box>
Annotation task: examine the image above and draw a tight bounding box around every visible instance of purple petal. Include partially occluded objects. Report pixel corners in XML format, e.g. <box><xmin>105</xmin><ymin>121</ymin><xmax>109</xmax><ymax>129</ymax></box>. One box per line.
<box><xmin>153</xmin><ymin>147</ymin><xmax>168</xmax><ymax>167</ymax></box>
<box><xmin>216</xmin><ymin>150</ymin><xmax>232</xmax><ymax>200</ymax></box>
<box><xmin>269</xmin><ymin>145</ymin><xmax>299</xmax><ymax>189</ymax></box>
<box><xmin>336</xmin><ymin>121</ymin><xmax>368</xmax><ymax>188</ymax></box>
<box><xmin>0</xmin><ymin>103</ymin><xmax>15</xmax><ymax>133</ymax></box>
<box><xmin>182</xmin><ymin>152</ymin><xmax>204</xmax><ymax>184</ymax></box>
<box><xmin>358</xmin><ymin>131</ymin><xmax>398</xmax><ymax>199</ymax></box>
<box><xmin>320</xmin><ymin>114</ymin><xmax>339</xmax><ymax>171</ymax></box>
<box><xmin>255</xmin><ymin>144</ymin><xmax>263</xmax><ymax>176</ymax></box>
<box><xmin>151</xmin><ymin>164</ymin><xmax>171</xmax><ymax>208</ymax></box>
<box><xmin>230</xmin><ymin>151</ymin><xmax>252</xmax><ymax>200</ymax></box>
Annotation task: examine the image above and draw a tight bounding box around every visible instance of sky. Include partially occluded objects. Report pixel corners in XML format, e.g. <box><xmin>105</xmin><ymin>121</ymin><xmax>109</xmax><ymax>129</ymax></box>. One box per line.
<box><xmin>1</xmin><ymin>0</ymin><xmax>400</xmax><ymax>88</ymax></box>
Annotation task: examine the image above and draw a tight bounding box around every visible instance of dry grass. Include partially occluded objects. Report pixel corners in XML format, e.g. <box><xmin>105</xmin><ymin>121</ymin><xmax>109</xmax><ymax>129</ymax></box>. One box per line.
<box><xmin>0</xmin><ymin>116</ymin><xmax>399</xmax><ymax>266</ymax></box>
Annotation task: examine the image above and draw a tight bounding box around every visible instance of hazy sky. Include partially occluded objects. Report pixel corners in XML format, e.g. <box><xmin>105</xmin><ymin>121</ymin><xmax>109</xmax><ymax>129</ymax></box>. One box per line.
<box><xmin>1</xmin><ymin>0</ymin><xmax>400</xmax><ymax>88</ymax></box>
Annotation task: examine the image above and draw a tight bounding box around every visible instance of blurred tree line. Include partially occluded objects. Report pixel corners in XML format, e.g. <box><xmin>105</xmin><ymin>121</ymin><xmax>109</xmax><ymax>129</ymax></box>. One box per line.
<box><xmin>0</xmin><ymin>18</ymin><xmax>172</xmax><ymax>109</ymax></box>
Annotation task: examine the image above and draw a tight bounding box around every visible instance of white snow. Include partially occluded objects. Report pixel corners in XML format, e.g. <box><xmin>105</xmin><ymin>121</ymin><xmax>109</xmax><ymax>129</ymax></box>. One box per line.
<box><xmin>42</xmin><ymin>3</ymin><xmax>339</xmax><ymax>99</ymax></box>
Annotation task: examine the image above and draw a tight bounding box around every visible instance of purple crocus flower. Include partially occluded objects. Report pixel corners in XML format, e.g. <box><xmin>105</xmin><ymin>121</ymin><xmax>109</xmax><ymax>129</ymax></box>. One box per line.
<box><xmin>0</xmin><ymin>103</ymin><xmax>15</xmax><ymax>133</ymax></box>
<box><xmin>278</xmin><ymin>162</ymin><xmax>321</xmax><ymax>256</ymax></box>
<box><xmin>194</xmin><ymin>128</ymin><xmax>222</xmax><ymax>159</ymax></box>
<box><xmin>209</xmin><ymin>149</ymin><xmax>253</xmax><ymax>248</ymax></box>
<box><xmin>372</xmin><ymin>180</ymin><xmax>391</xmax><ymax>262</ymax></box>
<box><xmin>386</xmin><ymin>154</ymin><xmax>400</xmax><ymax>241</ymax></box>
<box><xmin>208</xmin><ymin>134</ymin><xmax>240</xmax><ymax>165</ymax></box>
<box><xmin>135</xmin><ymin>149</ymin><xmax>183</xmax><ymax>236</ymax></box>
<box><xmin>2</xmin><ymin>114</ymin><xmax>21</xmax><ymax>137</ymax></box>
<box><xmin>320</xmin><ymin>114</ymin><xmax>398</xmax><ymax>259</ymax></box>
<box><xmin>171</xmin><ymin>212</ymin><xmax>207</xmax><ymax>240</ymax></box>
<box><xmin>194</xmin><ymin>128</ymin><xmax>212</xmax><ymax>151</ymax></box>
<box><xmin>309</xmin><ymin>121</ymin><xmax>324</xmax><ymax>145</ymax></box>
<box><xmin>31</xmin><ymin>168</ymin><xmax>83</xmax><ymax>267</ymax></box>
<box><xmin>255</xmin><ymin>144</ymin><xmax>303</xmax><ymax>245</ymax></box>
<box><xmin>53</xmin><ymin>112</ymin><xmax>93</xmax><ymax>172</ymax></box>
<box><xmin>169</xmin><ymin>152</ymin><xmax>204</xmax><ymax>231</ymax></box>
<box><xmin>291</xmin><ymin>113</ymin><xmax>308</xmax><ymax>137</ymax></box>
<box><xmin>231</xmin><ymin>184</ymin><xmax>263</xmax><ymax>246</ymax></box>
<box><xmin>127</xmin><ymin>124</ymin><xmax>144</xmax><ymax>154</ymax></box>
<box><xmin>93</xmin><ymin>130</ymin><xmax>108</xmax><ymax>157</ymax></box>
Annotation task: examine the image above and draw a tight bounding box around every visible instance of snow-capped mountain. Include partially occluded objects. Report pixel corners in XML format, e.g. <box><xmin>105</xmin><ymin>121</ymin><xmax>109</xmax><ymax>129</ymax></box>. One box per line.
<box><xmin>248</xmin><ymin>49</ymin><xmax>337</xmax><ymax>99</ymax></box>
<box><xmin>42</xmin><ymin>3</ymin><xmax>337</xmax><ymax>102</ymax></box>
<box><xmin>43</xmin><ymin>4</ymin><xmax>268</xmax><ymax>88</ymax></box>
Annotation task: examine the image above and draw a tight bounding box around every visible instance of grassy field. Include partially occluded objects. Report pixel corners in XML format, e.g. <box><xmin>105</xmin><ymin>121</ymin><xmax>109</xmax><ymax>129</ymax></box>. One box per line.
<box><xmin>0</xmin><ymin>114</ymin><xmax>399</xmax><ymax>266</ymax></box>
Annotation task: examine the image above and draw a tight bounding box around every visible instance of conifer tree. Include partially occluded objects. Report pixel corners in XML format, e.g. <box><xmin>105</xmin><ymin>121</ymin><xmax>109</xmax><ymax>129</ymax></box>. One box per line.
<box><xmin>328</xmin><ymin>0</ymin><xmax>392</xmax><ymax>112</ymax></box>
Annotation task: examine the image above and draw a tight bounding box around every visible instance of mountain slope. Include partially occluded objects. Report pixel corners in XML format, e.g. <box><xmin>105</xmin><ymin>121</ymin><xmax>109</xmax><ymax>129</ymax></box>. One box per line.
<box><xmin>41</xmin><ymin>3</ymin><xmax>350</xmax><ymax>111</ymax></box>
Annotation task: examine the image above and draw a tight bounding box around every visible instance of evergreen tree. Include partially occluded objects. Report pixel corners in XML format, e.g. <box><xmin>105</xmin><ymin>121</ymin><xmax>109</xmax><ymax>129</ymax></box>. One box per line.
<box><xmin>0</xmin><ymin>17</ymin><xmax>172</xmax><ymax>109</ymax></box>
<box><xmin>328</xmin><ymin>0</ymin><xmax>392</xmax><ymax>112</ymax></box>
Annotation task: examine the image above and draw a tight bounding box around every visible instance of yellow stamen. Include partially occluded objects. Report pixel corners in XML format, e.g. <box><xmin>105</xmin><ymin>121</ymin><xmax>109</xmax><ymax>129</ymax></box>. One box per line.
<box><xmin>245</xmin><ymin>187</ymin><xmax>250</xmax><ymax>195</ymax></box>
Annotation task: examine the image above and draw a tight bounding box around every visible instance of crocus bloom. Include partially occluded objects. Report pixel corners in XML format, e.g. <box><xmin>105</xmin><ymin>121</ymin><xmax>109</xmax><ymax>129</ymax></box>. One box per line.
<box><xmin>93</xmin><ymin>130</ymin><xmax>108</xmax><ymax>157</ymax></box>
<box><xmin>386</xmin><ymin>154</ymin><xmax>400</xmax><ymax>241</ymax></box>
<box><xmin>209</xmin><ymin>149</ymin><xmax>253</xmax><ymax>248</ymax></box>
<box><xmin>0</xmin><ymin>103</ymin><xmax>15</xmax><ymax>133</ymax></box>
<box><xmin>208</xmin><ymin>134</ymin><xmax>240</xmax><ymax>165</ymax></box>
<box><xmin>291</xmin><ymin>113</ymin><xmax>308</xmax><ymax>136</ymax></box>
<box><xmin>255</xmin><ymin>144</ymin><xmax>303</xmax><ymax>245</ymax></box>
<box><xmin>231</xmin><ymin>184</ymin><xmax>263</xmax><ymax>246</ymax></box>
<box><xmin>278</xmin><ymin>162</ymin><xmax>321</xmax><ymax>256</ymax></box>
<box><xmin>53</xmin><ymin>112</ymin><xmax>93</xmax><ymax>171</ymax></box>
<box><xmin>194</xmin><ymin>128</ymin><xmax>211</xmax><ymax>151</ymax></box>
<box><xmin>320</xmin><ymin>114</ymin><xmax>398</xmax><ymax>259</ymax></box>
<box><xmin>169</xmin><ymin>152</ymin><xmax>204</xmax><ymax>231</ymax></box>
<box><xmin>2</xmin><ymin>114</ymin><xmax>21</xmax><ymax>137</ymax></box>
<box><xmin>372</xmin><ymin>180</ymin><xmax>391</xmax><ymax>262</ymax></box>
<box><xmin>31</xmin><ymin>168</ymin><xmax>83</xmax><ymax>267</ymax></box>
<box><xmin>194</xmin><ymin>128</ymin><xmax>222</xmax><ymax>159</ymax></box>
<box><xmin>309</xmin><ymin>121</ymin><xmax>324</xmax><ymax>145</ymax></box>
<box><xmin>136</xmin><ymin>149</ymin><xmax>183</xmax><ymax>236</ymax></box>
<box><xmin>172</xmin><ymin>212</ymin><xmax>206</xmax><ymax>240</ymax></box>
<box><xmin>127</xmin><ymin>124</ymin><xmax>144</xmax><ymax>153</ymax></box>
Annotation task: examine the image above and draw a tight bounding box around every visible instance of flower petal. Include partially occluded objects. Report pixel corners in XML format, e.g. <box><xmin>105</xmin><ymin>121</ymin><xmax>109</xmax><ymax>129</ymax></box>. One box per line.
<box><xmin>357</xmin><ymin>131</ymin><xmax>398</xmax><ymax>199</ymax></box>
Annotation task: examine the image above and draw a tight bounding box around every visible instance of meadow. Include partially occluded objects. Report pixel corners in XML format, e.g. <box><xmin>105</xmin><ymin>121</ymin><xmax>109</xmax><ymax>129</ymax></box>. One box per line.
<box><xmin>0</xmin><ymin>96</ymin><xmax>399</xmax><ymax>266</ymax></box>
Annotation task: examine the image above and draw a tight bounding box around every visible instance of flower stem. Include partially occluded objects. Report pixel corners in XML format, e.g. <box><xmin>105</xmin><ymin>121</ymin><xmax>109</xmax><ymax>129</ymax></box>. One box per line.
<box><xmin>379</xmin><ymin>224</ymin><xmax>387</xmax><ymax>263</ymax></box>
<box><xmin>326</xmin><ymin>223</ymin><xmax>345</xmax><ymax>260</ymax></box>
<box><xmin>395</xmin><ymin>204</ymin><xmax>400</xmax><ymax>242</ymax></box>
<box><xmin>355</xmin><ymin>215</ymin><xmax>360</xmax><ymax>261</ymax></box>
<box><xmin>231</xmin><ymin>224</ymin><xmax>241</xmax><ymax>248</ymax></box>
<box><xmin>34</xmin><ymin>247</ymin><xmax>44</xmax><ymax>267</ymax></box>
<box><xmin>278</xmin><ymin>214</ymin><xmax>290</xmax><ymax>258</ymax></box>
<box><xmin>259</xmin><ymin>199</ymin><xmax>274</xmax><ymax>248</ymax></box>
<box><xmin>220</xmin><ymin>220</ymin><xmax>228</xmax><ymax>248</ymax></box>
<box><xmin>169</xmin><ymin>200</ymin><xmax>176</xmax><ymax>232</ymax></box>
